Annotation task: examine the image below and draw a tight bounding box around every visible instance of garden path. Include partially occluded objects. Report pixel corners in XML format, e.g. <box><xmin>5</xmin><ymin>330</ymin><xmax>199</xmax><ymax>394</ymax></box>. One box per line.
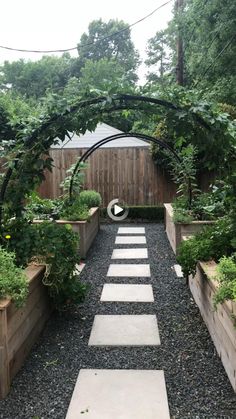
<box><xmin>66</xmin><ymin>226</ymin><xmax>170</xmax><ymax>419</ymax></box>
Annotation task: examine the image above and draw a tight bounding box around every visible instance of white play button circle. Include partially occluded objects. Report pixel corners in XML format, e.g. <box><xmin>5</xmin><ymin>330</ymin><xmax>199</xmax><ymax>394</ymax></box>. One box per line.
<box><xmin>114</xmin><ymin>204</ymin><xmax>124</xmax><ymax>215</ymax></box>
<box><xmin>107</xmin><ymin>199</ymin><xmax>129</xmax><ymax>221</ymax></box>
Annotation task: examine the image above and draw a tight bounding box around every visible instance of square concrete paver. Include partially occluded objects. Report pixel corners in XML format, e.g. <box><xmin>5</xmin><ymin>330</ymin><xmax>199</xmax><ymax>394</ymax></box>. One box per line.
<box><xmin>174</xmin><ymin>264</ymin><xmax>183</xmax><ymax>277</ymax></box>
<box><xmin>66</xmin><ymin>369</ymin><xmax>170</xmax><ymax>419</ymax></box>
<box><xmin>111</xmin><ymin>248</ymin><xmax>148</xmax><ymax>259</ymax></box>
<box><xmin>115</xmin><ymin>236</ymin><xmax>146</xmax><ymax>244</ymax></box>
<box><xmin>100</xmin><ymin>284</ymin><xmax>154</xmax><ymax>302</ymax></box>
<box><xmin>88</xmin><ymin>315</ymin><xmax>160</xmax><ymax>346</ymax></box>
<box><xmin>107</xmin><ymin>264</ymin><xmax>150</xmax><ymax>277</ymax></box>
<box><xmin>118</xmin><ymin>227</ymin><xmax>145</xmax><ymax>234</ymax></box>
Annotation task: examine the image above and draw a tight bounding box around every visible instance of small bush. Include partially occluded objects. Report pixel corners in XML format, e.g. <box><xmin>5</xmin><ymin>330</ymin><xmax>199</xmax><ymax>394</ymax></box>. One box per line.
<box><xmin>60</xmin><ymin>198</ymin><xmax>90</xmax><ymax>221</ymax></box>
<box><xmin>177</xmin><ymin>217</ymin><xmax>235</xmax><ymax>277</ymax></box>
<box><xmin>79</xmin><ymin>190</ymin><xmax>102</xmax><ymax>208</ymax></box>
<box><xmin>0</xmin><ymin>247</ymin><xmax>28</xmax><ymax>306</ymax></box>
<box><xmin>214</xmin><ymin>255</ymin><xmax>236</xmax><ymax>307</ymax></box>
<box><xmin>100</xmin><ymin>206</ymin><xmax>164</xmax><ymax>221</ymax></box>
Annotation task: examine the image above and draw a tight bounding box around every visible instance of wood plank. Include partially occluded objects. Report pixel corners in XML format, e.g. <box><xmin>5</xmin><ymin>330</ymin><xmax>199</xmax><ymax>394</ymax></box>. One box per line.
<box><xmin>0</xmin><ymin>309</ymin><xmax>10</xmax><ymax>399</ymax></box>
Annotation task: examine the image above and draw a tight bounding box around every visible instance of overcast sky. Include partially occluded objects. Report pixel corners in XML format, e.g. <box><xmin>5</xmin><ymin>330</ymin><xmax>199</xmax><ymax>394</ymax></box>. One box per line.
<box><xmin>0</xmin><ymin>0</ymin><xmax>174</xmax><ymax>81</ymax></box>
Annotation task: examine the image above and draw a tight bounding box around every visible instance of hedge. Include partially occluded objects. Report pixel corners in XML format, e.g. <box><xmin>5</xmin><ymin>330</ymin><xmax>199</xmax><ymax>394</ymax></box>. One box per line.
<box><xmin>100</xmin><ymin>206</ymin><xmax>164</xmax><ymax>221</ymax></box>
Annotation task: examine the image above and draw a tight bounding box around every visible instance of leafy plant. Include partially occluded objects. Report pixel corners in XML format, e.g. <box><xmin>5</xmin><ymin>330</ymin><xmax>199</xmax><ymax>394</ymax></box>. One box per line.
<box><xmin>60</xmin><ymin>198</ymin><xmax>90</xmax><ymax>221</ymax></box>
<box><xmin>78</xmin><ymin>190</ymin><xmax>102</xmax><ymax>208</ymax></box>
<box><xmin>4</xmin><ymin>220</ymin><xmax>87</xmax><ymax>308</ymax></box>
<box><xmin>168</xmin><ymin>145</ymin><xmax>200</xmax><ymax>209</ymax></box>
<box><xmin>61</xmin><ymin>162</ymin><xmax>88</xmax><ymax>197</ymax></box>
<box><xmin>213</xmin><ymin>255</ymin><xmax>236</xmax><ymax>307</ymax></box>
<box><xmin>0</xmin><ymin>246</ymin><xmax>28</xmax><ymax>306</ymax></box>
<box><xmin>25</xmin><ymin>192</ymin><xmax>62</xmax><ymax>220</ymax></box>
<box><xmin>177</xmin><ymin>216</ymin><xmax>235</xmax><ymax>277</ymax></box>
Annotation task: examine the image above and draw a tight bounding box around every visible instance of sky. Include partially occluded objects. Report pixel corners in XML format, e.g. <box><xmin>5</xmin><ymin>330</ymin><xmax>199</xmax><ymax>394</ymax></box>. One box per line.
<box><xmin>0</xmin><ymin>0</ymin><xmax>174</xmax><ymax>82</ymax></box>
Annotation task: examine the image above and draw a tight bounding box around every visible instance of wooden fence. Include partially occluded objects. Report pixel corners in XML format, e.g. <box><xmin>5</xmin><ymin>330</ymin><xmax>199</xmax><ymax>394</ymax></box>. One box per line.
<box><xmin>38</xmin><ymin>148</ymin><xmax>177</xmax><ymax>206</ymax></box>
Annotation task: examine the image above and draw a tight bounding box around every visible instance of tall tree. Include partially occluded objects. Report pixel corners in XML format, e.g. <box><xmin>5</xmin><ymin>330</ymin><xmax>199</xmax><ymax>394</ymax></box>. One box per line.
<box><xmin>76</xmin><ymin>19</ymin><xmax>140</xmax><ymax>82</ymax></box>
<box><xmin>0</xmin><ymin>53</ymin><xmax>73</xmax><ymax>99</ymax></box>
<box><xmin>182</xmin><ymin>0</ymin><xmax>236</xmax><ymax>103</ymax></box>
<box><xmin>145</xmin><ymin>30</ymin><xmax>171</xmax><ymax>83</ymax></box>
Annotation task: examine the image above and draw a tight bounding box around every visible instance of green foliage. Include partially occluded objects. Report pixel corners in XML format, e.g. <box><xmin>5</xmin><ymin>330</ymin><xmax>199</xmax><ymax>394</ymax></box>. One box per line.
<box><xmin>61</xmin><ymin>162</ymin><xmax>88</xmax><ymax>197</ymax></box>
<box><xmin>4</xmin><ymin>220</ymin><xmax>86</xmax><ymax>308</ymax></box>
<box><xmin>60</xmin><ymin>199</ymin><xmax>89</xmax><ymax>221</ymax></box>
<box><xmin>214</xmin><ymin>255</ymin><xmax>236</xmax><ymax>307</ymax></box>
<box><xmin>177</xmin><ymin>217</ymin><xmax>235</xmax><ymax>278</ymax></box>
<box><xmin>32</xmin><ymin>222</ymin><xmax>86</xmax><ymax>307</ymax></box>
<box><xmin>79</xmin><ymin>190</ymin><xmax>102</xmax><ymax>208</ymax></box>
<box><xmin>100</xmin><ymin>206</ymin><xmax>164</xmax><ymax>221</ymax></box>
<box><xmin>145</xmin><ymin>30</ymin><xmax>171</xmax><ymax>83</ymax></box>
<box><xmin>77</xmin><ymin>19</ymin><xmax>139</xmax><ymax>83</ymax></box>
<box><xmin>169</xmin><ymin>145</ymin><xmax>200</xmax><ymax>208</ymax></box>
<box><xmin>25</xmin><ymin>192</ymin><xmax>62</xmax><ymax>220</ymax></box>
<box><xmin>0</xmin><ymin>246</ymin><xmax>28</xmax><ymax>306</ymax></box>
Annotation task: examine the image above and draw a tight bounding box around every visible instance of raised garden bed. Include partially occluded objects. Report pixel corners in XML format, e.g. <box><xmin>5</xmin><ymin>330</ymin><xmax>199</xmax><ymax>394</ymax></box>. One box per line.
<box><xmin>56</xmin><ymin>207</ymin><xmax>100</xmax><ymax>259</ymax></box>
<box><xmin>164</xmin><ymin>203</ymin><xmax>215</xmax><ymax>254</ymax></box>
<box><xmin>0</xmin><ymin>264</ymin><xmax>51</xmax><ymax>399</ymax></box>
<box><xmin>189</xmin><ymin>260</ymin><xmax>236</xmax><ymax>392</ymax></box>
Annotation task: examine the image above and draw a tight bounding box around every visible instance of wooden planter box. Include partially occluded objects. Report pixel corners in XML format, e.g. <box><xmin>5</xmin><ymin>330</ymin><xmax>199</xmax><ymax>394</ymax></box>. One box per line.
<box><xmin>56</xmin><ymin>207</ymin><xmax>100</xmax><ymax>259</ymax></box>
<box><xmin>0</xmin><ymin>265</ymin><xmax>51</xmax><ymax>399</ymax></box>
<box><xmin>189</xmin><ymin>261</ymin><xmax>236</xmax><ymax>392</ymax></box>
<box><xmin>164</xmin><ymin>203</ymin><xmax>215</xmax><ymax>254</ymax></box>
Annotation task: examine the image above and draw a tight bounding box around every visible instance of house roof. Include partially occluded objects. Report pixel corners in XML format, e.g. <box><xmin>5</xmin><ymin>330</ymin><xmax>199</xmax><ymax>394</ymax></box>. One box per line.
<box><xmin>51</xmin><ymin>123</ymin><xmax>149</xmax><ymax>149</ymax></box>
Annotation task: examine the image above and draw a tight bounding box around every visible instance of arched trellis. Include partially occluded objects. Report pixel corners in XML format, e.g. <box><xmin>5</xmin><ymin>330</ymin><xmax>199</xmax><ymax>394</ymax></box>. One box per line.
<box><xmin>0</xmin><ymin>93</ymin><xmax>209</xmax><ymax>229</ymax></box>
<box><xmin>69</xmin><ymin>132</ymin><xmax>194</xmax><ymax>206</ymax></box>
<box><xmin>69</xmin><ymin>132</ymin><xmax>184</xmax><ymax>201</ymax></box>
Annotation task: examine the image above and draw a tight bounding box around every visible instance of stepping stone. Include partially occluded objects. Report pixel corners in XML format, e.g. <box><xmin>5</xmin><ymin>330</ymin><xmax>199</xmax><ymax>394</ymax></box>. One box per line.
<box><xmin>111</xmin><ymin>248</ymin><xmax>148</xmax><ymax>259</ymax></box>
<box><xmin>88</xmin><ymin>315</ymin><xmax>160</xmax><ymax>346</ymax></box>
<box><xmin>66</xmin><ymin>369</ymin><xmax>170</xmax><ymax>419</ymax></box>
<box><xmin>174</xmin><ymin>264</ymin><xmax>183</xmax><ymax>277</ymax></box>
<box><xmin>107</xmin><ymin>264</ymin><xmax>150</xmax><ymax>277</ymax></box>
<box><xmin>100</xmin><ymin>284</ymin><xmax>154</xmax><ymax>302</ymax></box>
<box><xmin>118</xmin><ymin>227</ymin><xmax>145</xmax><ymax>234</ymax></box>
<box><xmin>115</xmin><ymin>236</ymin><xmax>146</xmax><ymax>244</ymax></box>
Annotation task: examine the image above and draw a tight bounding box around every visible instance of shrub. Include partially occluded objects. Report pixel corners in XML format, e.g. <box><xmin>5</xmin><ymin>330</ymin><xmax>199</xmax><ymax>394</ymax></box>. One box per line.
<box><xmin>214</xmin><ymin>255</ymin><xmax>236</xmax><ymax>307</ymax></box>
<box><xmin>4</xmin><ymin>219</ymin><xmax>87</xmax><ymax>308</ymax></box>
<box><xmin>100</xmin><ymin>206</ymin><xmax>164</xmax><ymax>221</ymax></box>
<box><xmin>0</xmin><ymin>247</ymin><xmax>28</xmax><ymax>306</ymax></box>
<box><xmin>32</xmin><ymin>222</ymin><xmax>87</xmax><ymax>307</ymax></box>
<box><xmin>177</xmin><ymin>217</ymin><xmax>235</xmax><ymax>277</ymax></box>
<box><xmin>60</xmin><ymin>198</ymin><xmax>90</xmax><ymax>221</ymax></box>
<box><xmin>79</xmin><ymin>190</ymin><xmax>102</xmax><ymax>208</ymax></box>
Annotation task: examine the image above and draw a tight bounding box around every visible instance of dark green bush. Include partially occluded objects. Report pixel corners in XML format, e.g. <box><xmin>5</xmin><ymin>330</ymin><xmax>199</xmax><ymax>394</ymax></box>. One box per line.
<box><xmin>60</xmin><ymin>198</ymin><xmax>89</xmax><ymax>221</ymax></box>
<box><xmin>79</xmin><ymin>190</ymin><xmax>102</xmax><ymax>208</ymax></box>
<box><xmin>214</xmin><ymin>255</ymin><xmax>236</xmax><ymax>307</ymax></box>
<box><xmin>100</xmin><ymin>206</ymin><xmax>164</xmax><ymax>221</ymax></box>
<box><xmin>0</xmin><ymin>246</ymin><xmax>28</xmax><ymax>306</ymax></box>
<box><xmin>4</xmin><ymin>219</ymin><xmax>87</xmax><ymax>308</ymax></box>
<box><xmin>177</xmin><ymin>217</ymin><xmax>235</xmax><ymax>278</ymax></box>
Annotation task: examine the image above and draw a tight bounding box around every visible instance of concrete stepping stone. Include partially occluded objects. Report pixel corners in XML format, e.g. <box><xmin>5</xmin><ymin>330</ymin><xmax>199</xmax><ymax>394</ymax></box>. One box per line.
<box><xmin>111</xmin><ymin>248</ymin><xmax>148</xmax><ymax>259</ymax></box>
<box><xmin>118</xmin><ymin>227</ymin><xmax>145</xmax><ymax>234</ymax></box>
<box><xmin>115</xmin><ymin>236</ymin><xmax>146</xmax><ymax>244</ymax></box>
<box><xmin>88</xmin><ymin>315</ymin><xmax>160</xmax><ymax>346</ymax></box>
<box><xmin>107</xmin><ymin>264</ymin><xmax>150</xmax><ymax>277</ymax></box>
<box><xmin>174</xmin><ymin>264</ymin><xmax>183</xmax><ymax>277</ymax></box>
<box><xmin>66</xmin><ymin>369</ymin><xmax>170</xmax><ymax>419</ymax></box>
<box><xmin>100</xmin><ymin>284</ymin><xmax>154</xmax><ymax>302</ymax></box>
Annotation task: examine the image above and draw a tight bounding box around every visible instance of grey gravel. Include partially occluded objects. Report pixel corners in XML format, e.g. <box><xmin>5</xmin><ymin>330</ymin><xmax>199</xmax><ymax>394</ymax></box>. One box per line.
<box><xmin>1</xmin><ymin>223</ymin><xmax>236</xmax><ymax>419</ymax></box>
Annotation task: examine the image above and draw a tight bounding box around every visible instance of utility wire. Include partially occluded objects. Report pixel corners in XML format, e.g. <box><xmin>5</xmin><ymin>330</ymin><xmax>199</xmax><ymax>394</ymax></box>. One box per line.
<box><xmin>194</xmin><ymin>33</ymin><xmax>236</xmax><ymax>86</ymax></box>
<box><xmin>0</xmin><ymin>0</ymin><xmax>173</xmax><ymax>54</ymax></box>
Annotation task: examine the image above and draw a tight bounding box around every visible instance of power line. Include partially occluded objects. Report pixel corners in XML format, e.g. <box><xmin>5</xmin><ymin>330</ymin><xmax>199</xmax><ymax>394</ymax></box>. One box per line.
<box><xmin>0</xmin><ymin>0</ymin><xmax>173</xmax><ymax>54</ymax></box>
<box><xmin>194</xmin><ymin>33</ymin><xmax>236</xmax><ymax>87</ymax></box>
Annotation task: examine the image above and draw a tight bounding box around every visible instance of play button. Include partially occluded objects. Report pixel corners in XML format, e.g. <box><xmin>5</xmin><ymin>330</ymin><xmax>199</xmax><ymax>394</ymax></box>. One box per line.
<box><xmin>107</xmin><ymin>199</ymin><xmax>129</xmax><ymax>221</ymax></box>
<box><xmin>114</xmin><ymin>204</ymin><xmax>124</xmax><ymax>216</ymax></box>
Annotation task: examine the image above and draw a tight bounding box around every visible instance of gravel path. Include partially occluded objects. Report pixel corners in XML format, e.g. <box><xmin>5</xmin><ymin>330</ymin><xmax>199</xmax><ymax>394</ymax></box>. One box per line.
<box><xmin>1</xmin><ymin>223</ymin><xmax>236</xmax><ymax>419</ymax></box>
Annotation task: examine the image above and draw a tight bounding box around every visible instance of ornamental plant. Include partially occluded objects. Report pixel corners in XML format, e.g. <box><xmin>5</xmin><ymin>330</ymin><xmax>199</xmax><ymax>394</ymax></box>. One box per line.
<box><xmin>0</xmin><ymin>246</ymin><xmax>28</xmax><ymax>306</ymax></box>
